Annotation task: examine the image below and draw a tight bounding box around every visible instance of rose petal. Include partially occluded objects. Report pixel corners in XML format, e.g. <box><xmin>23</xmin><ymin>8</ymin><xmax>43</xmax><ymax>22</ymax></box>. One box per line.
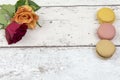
<box><xmin>5</xmin><ymin>21</ymin><xmax>28</xmax><ymax>44</ymax></box>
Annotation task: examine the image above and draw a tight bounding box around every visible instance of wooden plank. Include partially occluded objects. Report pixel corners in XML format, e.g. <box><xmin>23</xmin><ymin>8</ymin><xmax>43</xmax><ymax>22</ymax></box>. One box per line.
<box><xmin>1</xmin><ymin>0</ymin><xmax>120</xmax><ymax>6</ymax></box>
<box><xmin>0</xmin><ymin>6</ymin><xmax>120</xmax><ymax>46</ymax></box>
<box><xmin>0</xmin><ymin>47</ymin><xmax>120</xmax><ymax>80</ymax></box>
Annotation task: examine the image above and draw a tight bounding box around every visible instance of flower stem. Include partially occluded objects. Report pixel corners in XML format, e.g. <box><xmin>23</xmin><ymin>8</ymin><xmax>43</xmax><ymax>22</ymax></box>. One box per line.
<box><xmin>37</xmin><ymin>22</ymin><xmax>42</xmax><ymax>27</ymax></box>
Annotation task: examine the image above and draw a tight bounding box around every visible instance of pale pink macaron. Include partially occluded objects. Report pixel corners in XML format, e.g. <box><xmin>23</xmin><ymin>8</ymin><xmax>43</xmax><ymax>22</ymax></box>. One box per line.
<box><xmin>97</xmin><ymin>23</ymin><xmax>116</xmax><ymax>40</ymax></box>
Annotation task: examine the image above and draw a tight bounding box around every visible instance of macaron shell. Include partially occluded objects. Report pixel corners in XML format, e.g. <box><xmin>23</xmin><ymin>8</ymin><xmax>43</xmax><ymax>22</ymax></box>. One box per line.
<box><xmin>96</xmin><ymin>40</ymin><xmax>116</xmax><ymax>58</ymax></box>
<box><xmin>97</xmin><ymin>23</ymin><xmax>116</xmax><ymax>40</ymax></box>
<box><xmin>97</xmin><ymin>8</ymin><xmax>115</xmax><ymax>23</ymax></box>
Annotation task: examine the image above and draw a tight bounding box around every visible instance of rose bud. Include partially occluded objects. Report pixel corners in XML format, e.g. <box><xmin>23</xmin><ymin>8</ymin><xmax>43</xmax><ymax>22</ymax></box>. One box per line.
<box><xmin>5</xmin><ymin>21</ymin><xmax>28</xmax><ymax>44</ymax></box>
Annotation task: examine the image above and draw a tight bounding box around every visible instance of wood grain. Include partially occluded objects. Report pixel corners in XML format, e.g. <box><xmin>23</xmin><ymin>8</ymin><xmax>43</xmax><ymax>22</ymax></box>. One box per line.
<box><xmin>0</xmin><ymin>47</ymin><xmax>120</xmax><ymax>80</ymax></box>
<box><xmin>0</xmin><ymin>1</ymin><xmax>120</xmax><ymax>80</ymax></box>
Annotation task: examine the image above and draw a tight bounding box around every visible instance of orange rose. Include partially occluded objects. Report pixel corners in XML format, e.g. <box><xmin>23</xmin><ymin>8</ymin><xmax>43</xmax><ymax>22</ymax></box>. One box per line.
<box><xmin>12</xmin><ymin>5</ymin><xmax>39</xmax><ymax>29</ymax></box>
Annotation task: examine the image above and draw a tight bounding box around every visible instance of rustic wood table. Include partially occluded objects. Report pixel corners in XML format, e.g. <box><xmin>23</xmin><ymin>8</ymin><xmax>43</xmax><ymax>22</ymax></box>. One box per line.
<box><xmin>0</xmin><ymin>0</ymin><xmax>120</xmax><ymax>80</ymax></box>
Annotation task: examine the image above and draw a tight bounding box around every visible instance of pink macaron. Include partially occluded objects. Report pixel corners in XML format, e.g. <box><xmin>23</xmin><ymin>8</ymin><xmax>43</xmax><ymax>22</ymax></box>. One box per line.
<box><xmin>97</xmin><ymin>23</ymin><xmax>116</xmax><ymax>40</ymax></box>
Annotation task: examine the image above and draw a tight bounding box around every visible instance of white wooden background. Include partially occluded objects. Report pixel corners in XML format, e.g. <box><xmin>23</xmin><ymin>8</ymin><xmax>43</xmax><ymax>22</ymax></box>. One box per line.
<box><xmin>0</xmin><ymin>0</ymin><xmax>120</xmax><ymax>80</ymax></box>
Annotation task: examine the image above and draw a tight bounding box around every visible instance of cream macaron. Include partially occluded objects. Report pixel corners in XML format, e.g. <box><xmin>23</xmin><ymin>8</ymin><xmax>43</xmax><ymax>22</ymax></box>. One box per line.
<box><xmin>96</xmin><ymin>40</ymin><xmax>116</xmax><ymax>58</ymax></box>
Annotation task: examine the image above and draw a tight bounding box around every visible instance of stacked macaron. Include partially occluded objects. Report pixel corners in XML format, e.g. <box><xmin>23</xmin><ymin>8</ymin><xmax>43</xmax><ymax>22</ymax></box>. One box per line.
<box><xmin>96</xmin><ymin>8</ymin><xmax>116</xmax><ymax>58</ymax></box>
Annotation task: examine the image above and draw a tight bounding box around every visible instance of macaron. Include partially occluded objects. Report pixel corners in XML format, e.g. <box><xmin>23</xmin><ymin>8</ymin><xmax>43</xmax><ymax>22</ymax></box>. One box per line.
<box><xmin>97</xmin><ymin>8</ymin><xmax>115</xmax><ymax>23</ymax></box>
<box><xmin>97</xmin><ymin>23</ymin><xmax>116</xmax><ymax>40</ymax></box>
<box><xmin>96</xmin><ymin>40</ymin><xmax>116</xmax><ymax>58</ymax></box>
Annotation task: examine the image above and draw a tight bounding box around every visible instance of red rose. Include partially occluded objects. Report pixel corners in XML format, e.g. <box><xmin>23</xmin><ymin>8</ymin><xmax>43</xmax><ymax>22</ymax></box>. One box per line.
<box><xmin>5</xmin><ymin>21</ymin><xmax>28</xmax><ymax>44</ymax></box>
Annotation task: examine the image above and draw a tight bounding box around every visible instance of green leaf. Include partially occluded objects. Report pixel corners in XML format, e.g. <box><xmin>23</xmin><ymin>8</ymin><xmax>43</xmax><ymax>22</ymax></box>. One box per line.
<box><xmin>0</xmin><ymin>15</ymin><xmax>8</xmax><ymax>27</ymax></box>
<box><xmin>15</xmin><ymin>0</ymin><xmax>26</xmax><ymax>11</ymax></box>
<box><xmin>0</xmin><ymin>9</ymin><xmax>7</xmax><ymax>14</ymax></box>
<box><xmin>0</xmin><ymin>5</ymin><xmax>15</xmax><ymax>28</ymax></box>
<box><xmin>15</xmin><ymin>0</ymin><xmax>40</xmax><ymax>11</ymax></box>
<box><xmin>29</xmin><ymin>0</ymin><xmax>40</xmax><ymax>11</ymax></box>
<box><xmin>0</xmin><ymin>24</ymin><xmax>4</xmax><ymax>29</ymax></box>
<box><xmin>1</xmin><ymin>4</ymin><xmax>15</xmax><ymax>17</ymax></box>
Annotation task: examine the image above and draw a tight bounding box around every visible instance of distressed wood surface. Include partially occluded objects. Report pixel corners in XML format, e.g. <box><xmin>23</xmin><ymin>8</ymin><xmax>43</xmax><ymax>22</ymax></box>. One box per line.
<box><xmin>0</xmin><ymin>6</ymin><xmax>120</xmax><ymax>46</ymax></box>
<box><xmin>0</xmin><ymin>47</ymin><xmax>120</xmax><ymax>80</ymax></box>
<box><xmin>0</xmin><ymin>0</ymin><xmax>120</xmax><ymax>46</ymax></box>
<box><xmin>0</xmin><ymin>0</ymin><xmax>120</xmax><ymax>80</ymax></box>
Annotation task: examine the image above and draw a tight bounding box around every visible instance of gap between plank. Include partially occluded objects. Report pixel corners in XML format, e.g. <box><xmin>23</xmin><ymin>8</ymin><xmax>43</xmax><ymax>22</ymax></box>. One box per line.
<box><xmin>41</xmin><ymin>4</ymin><xmax>120</xmax><ymax>7</ymax></box>
<box><xmin>0</xmin><ymin>45</ymin><xmax>120</xmax><ymax>48</ymax></box>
